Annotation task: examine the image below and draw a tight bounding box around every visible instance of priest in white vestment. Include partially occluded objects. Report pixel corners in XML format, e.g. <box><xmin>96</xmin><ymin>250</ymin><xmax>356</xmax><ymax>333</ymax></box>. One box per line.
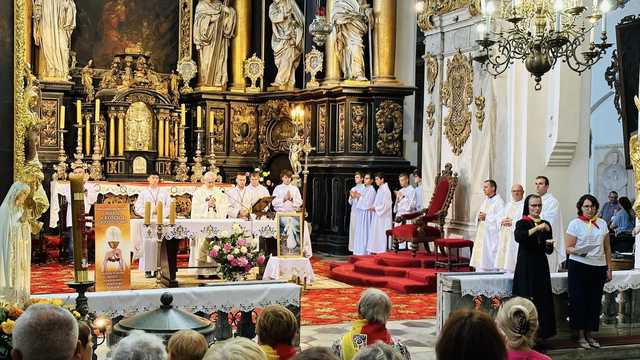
<box><xmin>368</xmin><ymin>173</ymin><xmax>392</xmax><ymax>254</ymax></box>
<box><xmin>227</xmin><ymin>173</ymin><xmax>253</xmax><ymax>219</ymax></box>
<box><xmin>189</xmin><ymin>171</ymin><xmax>229</xmax><ymax>278</ymax></box>
<box><xmin>348</xmin><ymin>172</ymin><xmax>365</xmax><ymax>252</ymax></box>
<box><xmin>247</xmin><ymin>171</ymin><xmax>271</xmax><ymax>210</ymax></box>
<box><xmin>536</xmin><ymin>176</ymin><xmax>565</xmax><ymax>272</ymax></box>
<box><xmin>272</xmin><ymin>169</ymin><xmax>312</xmax><ymax>257</ymax></box>
<box><xmin>495</xmin><ymin>184</ymin><xmax>524</xmax><ymax>272</ymax></box>
<box><xmin>133</xmin><ymin>173</ymin><xmax>172</xmax><ymax>277</ymax></box>
<box><xmin>353</xmin><ymin>173</ymin><xmax>376</xmax><ymax>255</ymax></box>
<box><xmin>470</xmin><ymin>180</ymin><xmax>504</xmax><ymax>272</ymax></box>
<box><xmin>413</xmin><ymin>169</ymin><xmax>423</xmax><ymax>211</ymax></box>
<box><xmin>393</xmin><ymin>173</ymin><xmax>416</xmax><ymax>218</ymax></box>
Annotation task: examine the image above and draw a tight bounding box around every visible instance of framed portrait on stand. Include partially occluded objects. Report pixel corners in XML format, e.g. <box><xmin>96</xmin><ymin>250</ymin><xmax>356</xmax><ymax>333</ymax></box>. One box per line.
<box><xmin>275</xmin><ymin>212</ymin><xmax>304</xmax><ymax>257</ymax></box>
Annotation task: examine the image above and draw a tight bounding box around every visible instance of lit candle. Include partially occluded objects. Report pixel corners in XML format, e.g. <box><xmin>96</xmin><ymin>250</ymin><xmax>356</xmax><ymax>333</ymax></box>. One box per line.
<box><xmin>158</xmin><ymin>118</ymin><xmax>165</xmax><ymax>157</ymax></box>
<box><xmin>144</xmin><ymin>202</ymin><xmax>151</xmax><ymax>225</ymax></box>
<box><xmin>109</xmin><ymin>114</ymin><xmax>115</xmax><ymax>156</ymax></box>
<box><xmin>76</xmin><ymin>100</ymin><xmax>82</xmax><ymax>125</ymax></box>
<box><xmin>169</xmin><ymin>201</ymin><xmax>176</xmax><ymax>225</ymax></box>
<box><xmin>118</xmin><ymin>115</ymin><xmax>124</xmax><ymax>156</ymax></box>
<box><xmin>590</xmin><ymin>27</ymin><xmax>595</xmax><ymax>43</ymax></box>
<box><xmin>157</xmin><ymin>201</ymin><xmax>163</xmax><ymax>224</ymax></box>
<box><xmin>209</xmin><ymin>111</ymin><xmax>214</xmax><ymax>133</ymax></box>
<box><xmin>197</xmin><ymin>106</ymin><xmax>202</xmax><ymax>128</ymax></box>
<box><xmin>602</xmin><ymin>12</ymin><xmax>607</xmax><ymax>33</ymax></box>
<box><xmin>181</xmin><ymin>104</ymin><xmax>186</xmax><ymax>126</ymax></box>
<box><xmin>59</xmin><ymin>105</ymin><xmax>65</xmax><ymax>129</ymax></box>
<box><xmin>85</xmin><ymin>113</ymin><xmax>91</xmax><ymax>155</ymax></box>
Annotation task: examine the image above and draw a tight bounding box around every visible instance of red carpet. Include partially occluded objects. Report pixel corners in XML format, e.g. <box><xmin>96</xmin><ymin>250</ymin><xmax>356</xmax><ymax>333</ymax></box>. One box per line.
<box><xmin>329</xmin><ymin>251</ymin><xmax>469</xmax><ymax>294</ymax></box>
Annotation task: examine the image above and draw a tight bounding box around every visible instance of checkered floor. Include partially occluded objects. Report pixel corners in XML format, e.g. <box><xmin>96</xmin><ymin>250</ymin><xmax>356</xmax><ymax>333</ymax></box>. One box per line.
<box><xmin>300</xmin><ymin>318</ymin><xmax>438</xmax><ymax>359</ymax></box>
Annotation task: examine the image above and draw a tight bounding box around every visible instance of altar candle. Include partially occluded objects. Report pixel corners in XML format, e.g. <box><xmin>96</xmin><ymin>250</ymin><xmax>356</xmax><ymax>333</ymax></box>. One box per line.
<box><xmin>59</xmin><ymin>105</ymin><xmax>65</xmax><ymax>129</ymax></box>
<box><xmin>76</xmin><ymin>100</ymin><xmax>82</xmax><ymax>124</ymax></box>
<box><xmin>85</xmin><ymin>113</ymin><xmax>91</xmax><ymax>155</ymax></box>
<box><xmin>157</xmin><ymin>201</ymin><xmax>163</xmax><ymax>224</ymax></box>
<box><xmin>144</xmin><ymin>202</ymin><xmax>151</xmax><ymax>225</ymax></box>
<box><xmin>118</xmin><ymin>115</ymin><xmax>125</xmax><ymax>156</ymax></box>
<box><xmin>181</xmin><ymin>104</ymin><xmax>186</xmax><ymax>126</ymax></box>
<box><xmin>197</xmin><ymin>106</ymin><xmax>202</xmax><ymax>128</ymax></box>
<box><xmin>208</xmin><ymin>111</ymin><xmax>214</xmax><ymax>133</ymax></box>
<box><xmin>169</xmin><ymin>202</ymin><xmax>176</xmax><ymax>225</ymax></box>
<box><xmin>158</xmin><ymin>118</ymin><xmax>165</xmax><ymax>157</ymax></box>
<box><xmin>95</xmin><ymin>99</ymin><xmax>100</xmax><ymax>124</ymax></box>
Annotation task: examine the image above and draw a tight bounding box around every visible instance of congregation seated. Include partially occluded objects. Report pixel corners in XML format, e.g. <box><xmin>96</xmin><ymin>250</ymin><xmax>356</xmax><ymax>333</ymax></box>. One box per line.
<box><xmin>110</xmin><ymin>330</ymin><xmax>168</xmax><ymax>360</ymax></box>
<box><xmin>167</xmin><ymin>330</ymin><xmax>208</xmax><ymax>360</ymax></box>
<box><xmin>436</xmin><ymin>308</ymin><xmax>507</xmax><ymax>360</ymax></box>
<box><xmin>291</xmin><ymin>347</ymin><xmax>339</xmax><ymax>360</ymax></box>
<box><xmin>352</xmin><ymin>342</ymin><xmax>403</xmax><ymax>360</ymax></box>
<box><xmin>203</xmin><ymin>337</ymin><xmax>267</xmax><ymax>360</ymax></box>
<box><xmin>256</xmin><ymin>304</ymin><xmax>299</xmax><ymax>360</ymax></box>
<box><xmin>332</xmin><ymin>289</ymin><xmax>410</xmax><ymax>360</ymax></box>
<box><xmin>496</xmin><ymin>297</ymin><xmax>551</xmax><ymax>360</ymax></box>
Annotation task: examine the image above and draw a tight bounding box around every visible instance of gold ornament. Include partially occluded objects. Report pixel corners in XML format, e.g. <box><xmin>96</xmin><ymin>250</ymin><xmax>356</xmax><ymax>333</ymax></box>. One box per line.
<box><xmin>426</xmin><ymin>53</ymin><xmax>438</xmax><ymax>94</ymax></box>
<box><xmin>375</xmin><ymin>100</ymin><xmax>403</xmax><ymax>155</ymax></box>
<box><xmin>425</xmin><ymin>102</ymin><xmax>436</xmax><ymax>136</ymax></box>
<box><xmin>631</xmin><ymin>95</ymin><xmax>640</xmax><ymax>215</ymax></box>
<box><xmin>244</xmin><ymin>54</ymin><xmax>264</xmax><ymax>93</ymax></box>
<box><xmin>304</xmin><ymin>47</ymin><xmax>323</xmax><ymax>89</ymax></box>
<box><xmin>475</xmin><ymin>95</ymin><xmax>486</xmax><ymax>131</ymax></box>
<box><xmin>337</xmin><ymin>104</ymin><xmax>345</xmax><ymax>152</ymax></box>
<box><xmin>350</xmin><ymin>104</ymin><xmax>366</xmax><ymax>152</ymax></box>
<box><xmin>231</xmin><ymin>104</ymin><xmax>257</xmax><ymax>155</ymax></box>
<box><xmin>441</xmin><ymin>51</ymin><xmax>473</xmax><ymax>156</ymax></box>
<box><xmin>317</xmin><ymin>104</ymin><xmax>327</xmax><ymax>153</ymax></box>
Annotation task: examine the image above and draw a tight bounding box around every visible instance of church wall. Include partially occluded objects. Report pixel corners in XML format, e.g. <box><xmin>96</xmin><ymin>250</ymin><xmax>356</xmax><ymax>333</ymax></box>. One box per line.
<box><xmin>0</xmin><ymin>0</ymin><xmax>14</xmax><ymax>200</ymax></box>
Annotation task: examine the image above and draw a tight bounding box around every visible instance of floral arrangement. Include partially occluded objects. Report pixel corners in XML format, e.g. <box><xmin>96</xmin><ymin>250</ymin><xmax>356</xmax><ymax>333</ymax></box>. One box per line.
<box><xmin>208</xmin><ymin>223</ymin><xmax>266</xmax><ymax>281</ymax></box>
<box><xmin>253</xmin><ymin>167</ymin><xmax>271</xmax><ymax>183</ymax></box>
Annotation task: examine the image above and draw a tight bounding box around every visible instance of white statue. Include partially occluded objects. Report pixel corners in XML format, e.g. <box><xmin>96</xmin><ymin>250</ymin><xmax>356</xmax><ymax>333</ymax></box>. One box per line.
<box><xmin>269</xmin><ymin>0</ymin><xmax>304</xmax><ymax>89</ymax></box>
<box><xmin>33</xmin><ymin>0</ymin><xmax>76</xmax><ymax>80</ymax></box>
<box><xmin>289</xmin><ymin>142</ymin><xmax>303</xmax><ymax>177</ymax></box>
<box><xmin>193</xmin><ymin>0</ymin><xmax>237</xmax><ymax>88</ymax></box>
<box><xmin>333</xmin><ymin>0</ymin><xmax>370</xmax><ymax>81</ymax></box>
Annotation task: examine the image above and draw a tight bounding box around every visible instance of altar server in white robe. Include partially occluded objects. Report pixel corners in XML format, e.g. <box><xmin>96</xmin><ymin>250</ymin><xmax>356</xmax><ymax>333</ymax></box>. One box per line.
<box><xmin>368</xmin><ymin>173</ymin><xmax>393</xmax><ymax>254</ymax></box>
<box><xmin>536</xmin><ymin>175</ymin><xmax>565</xmax><ymax>272</ymax></box>
<box><xmin>470</xmin><ymin>180</ymin><xmax>504</xmax><ymax>272</ymax></box>
<box><xmin>413</xmin><ymin>169</ymin><xmax>423</xmax><ymax>210</ymax></box>
<box><xmin>247</xmin><ymin>171</ymin><xmax>271</xmax><ymax>209</ymax></box>
<box><xmin>348</xmin><ymin>172</ymin><xmax>365</xmax><ymax>252</ymax></box>
<box><xmin>495</xmin><ymin>184</ymin><xmax>525</xmax><ymax>272</ymax></box>
<box><xmin>227</xmin><ymin>173</ymin><xmax>254</xmax><ymax>219</ymax></box>
<box><xmin>189</xmin><ymin>171</ymin><xmax>229</xmax><ymax>278</ymax></box>
<box><xmin>273</xmin><ymin>169</ymin><xmax>312</xmax><ymax>256</ymax></box>
<box><xmin>353</xmin><ymin>173</ymin><xmax>375</xmax><ymax>255</ymax></box>
<box><xmin>393</xmin><ymin>173</ymin><xmax>416</xmax><ymax>218</ymax></box>
<box><xmin>133</xmin><ymin>172</ymin><xmax>172</xmax><ymax>277</ymax></box>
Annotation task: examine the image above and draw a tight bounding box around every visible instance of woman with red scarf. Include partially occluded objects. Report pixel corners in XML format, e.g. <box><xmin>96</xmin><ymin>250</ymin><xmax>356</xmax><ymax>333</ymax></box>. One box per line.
<box><xmin>512</xmin><ymin>194</ymin><xmax>556</xmax><ymax>346</ymax></box>
<box><xmin>256</xmin><ymin>304</ymin><xmax>299</xmax><ymax>360</ymax></box>
<box><xmin>332</xmin><ymin>288</ymin><xmax>410</xmax><ymax>360</ymax></box>
<box><xmin>565</xmin><ymin>194</ymin><xmax>612</xmax><ymax>349</ymax></box>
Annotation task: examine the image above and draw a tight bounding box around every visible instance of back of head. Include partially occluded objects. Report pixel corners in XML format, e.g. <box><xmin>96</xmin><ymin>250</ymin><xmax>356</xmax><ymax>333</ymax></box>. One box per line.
<box><xmin>436</xmin><ymin>309</ymin><xmax>507</xmax><ymax>360</ymax></box>
<box><xmin>12</xmin><ymin>304</ymin><xmax>79</xmax><ymax>360</ymax></box>
<box><xmin>110</xmin><ymin>330</ymin><xmax>167</xmax><ymax>360</ymax></box>
<box><xmin>256</xmin><ymin>304</ymin><xmax>298</xmax><ymax>347</ymax></box>
<box><xmin>353</xmin><ymin>342</ymin><xmax>402</xmax><ymax>360</ymax></box>
<box><xmin>203</xmin><ymin>337</ymin><xmax>267</xmax><ymax>360</ymax></box>
<box><xmin>291</xmin><ymin>347</ymin><xmax>339</xmax><ymax>360</ymax></box>
<box><xmin>496</xmin><ymin>297</ymin><xmax>539</xmax><ymax>350</ymax></box>
<box><xmin>167</xmin><ymin>330</ymin><xmax>208</xmax><ymax>360</ymax></box>
<box><xmin>358</xmin><ymin>288</ymin><xmax>392</xmax><ymax>324</ymax></box>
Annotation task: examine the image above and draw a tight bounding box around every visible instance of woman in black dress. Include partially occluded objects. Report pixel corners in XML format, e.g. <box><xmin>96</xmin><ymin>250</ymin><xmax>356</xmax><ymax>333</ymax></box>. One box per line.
<box><xmin>512</xmin><ymin>194</ymin><xmax>556</xmax><ymax>341</ymax></box>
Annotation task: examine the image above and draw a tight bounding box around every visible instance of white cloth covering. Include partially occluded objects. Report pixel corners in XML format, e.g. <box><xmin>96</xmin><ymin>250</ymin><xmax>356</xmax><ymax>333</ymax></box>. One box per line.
<box><xmin>348</xmin><ymin>184</ymin><xmax>365</xmax><ymax>252</ymax></box>
<box><xmin>263</xmin><ymin>256</ymin><xmax>315</xmax><ymax>283</ymax></box>
<box><xmin>495</xmin><ymin>199</ymin><xmax>524</xmax><ymax>272</ymax></box>
<box><xmin>541</xmin><ymin>192</ymin><xmax>565</xmax><ymax>272</ymax></box>
<box><xmin>470</xmin><ymin>195</ymin><xmax>505</xmax><ymax>272</ymax></box>
<box><xmin>368</xmin><ymin>183</ymin><xmax>392</xmax><ymax>254</ymax></box>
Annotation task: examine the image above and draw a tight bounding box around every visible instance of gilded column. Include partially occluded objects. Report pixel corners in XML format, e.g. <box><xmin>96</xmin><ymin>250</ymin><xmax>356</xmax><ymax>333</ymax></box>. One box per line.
<box><xmin>158</xmin><ymin>119</ymin><xmax>165</xmax><ymax>157</ymax></box>
<box><xmin>373</xmin><ymin>0</ymin><xmax>398</xmax><ymax>84</ymax></box>
<box><xmin>24</xmin><ymin>0</ymin><xmax>33</xmax><ymax>65</ymax></box>
<box><xmin>108</xmin><ymin>112</ymin><xmax>115</xmax><ymax>156</ymax></box>
<box><xmin>322</xmin><ymin>0</ymin><xmax>341</xmax><ymax>86</ymax></box>
<box><xmin>164</xmin><ymin>117</ymin><xmax>170</xmax><ymax>157</ymax></box>
<box><xmin>117</xmin><ymin>113</ymin><xmax>125</xmax><ymax>156</ymax></box>
<box><xmin>230</xmin><ymin>0</ymin><xmax>252</xmax><ymax>91</ymax></box>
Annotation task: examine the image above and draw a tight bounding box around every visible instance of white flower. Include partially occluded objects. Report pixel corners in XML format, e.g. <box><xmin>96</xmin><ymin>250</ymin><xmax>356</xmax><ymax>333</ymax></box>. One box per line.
<box><xmin>233</xmin><ymin>248</ymin><xmax>240</xmax><ymax>255</ymax></box>
<box><xmin>240</xmin><ymin>246</ymin><xmax>247</xmax><ymax>254</ymax></box>
<box><xmin>232</xmin><ymin>223</ymin><xmax>243</xmax><ymax>234</ymax></box>
<box><xmin>220</xmin><ymin>230</ymin><xmax>229</xmax><ymax>238</ymax></box>
<box><xmin>213</xmin><ymin>245</ymin><xmax>220</xmax><ymax>252</ymax></box>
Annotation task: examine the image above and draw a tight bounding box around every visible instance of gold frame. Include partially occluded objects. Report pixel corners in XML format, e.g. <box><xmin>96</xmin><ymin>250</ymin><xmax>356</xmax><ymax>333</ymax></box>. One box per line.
<box><xmin>275</xmin><ymin>211</ymin><xmax>305</xmax><ymax>258</ymax></box>
<box><xmin>14</xmin><ymin>0</ymin><xmax>27</xmax><ymax>181</ymax></box>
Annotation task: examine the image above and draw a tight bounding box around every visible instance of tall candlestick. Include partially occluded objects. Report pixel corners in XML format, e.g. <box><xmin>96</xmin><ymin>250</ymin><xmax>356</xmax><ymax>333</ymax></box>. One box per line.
<box><xmin>208</xmin><ymin>111</ymin><xmax>214</xmax><ymax>133</ymax></box>
<box><xmin>181</xmin><ymin>104</ymin><xmax>186</xmax><ymax>126</ymax></box>
<box><xmin>602</xmin><ymin>12</ymin><xmax>607</xmax><ymax>32</ymax></box>
<box><xmin>197</xmin><ymin>106</ymin><xmax>202</xmax><ymax>128</ymax></box>
<box><xmin>169</xmin><ymin>201</ymin><xmax>176</xmax><ymax>225</ymax></box>
<box><xmin>95</xmin><ymin>99</ymin><xmax>100</xmax><ymax>125</ymax></box>
<box><xmin>59</xmin><ymin>105</ymin><xmax>65</xmax><ymax>129</ymax></box>
<box><xmin>76</xmin><ymin>100</ymin><xmax>82</xmax><ymax>124</ymax></box>
<box><xmin>144</xmin><ymin>202</ymin><xmax>151</xmax><ymax>225</ymax></box>
<box><xmin>158</xmin><ymin>118</ymin><xmax>165</xmax><ymax>157</ymax></box>
<box><xmin>157</xmin><ymin>201</ymin><xmax>163</xmax><ymax>224</ymax></box>
<box><xmin>85</xmin><ymin>114</ymin><xmax>91</xmax><ymax>155</ymax></box>
<box><xmin>69</xmin><ymin>173</ymin><xmax>87</xmax><ymax>282</ymax></box>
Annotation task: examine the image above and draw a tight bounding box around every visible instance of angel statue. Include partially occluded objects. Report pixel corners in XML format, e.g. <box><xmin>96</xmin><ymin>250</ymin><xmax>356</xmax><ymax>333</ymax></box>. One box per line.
<box><xmin>289</xmin><ymin>141</ymin><xmax>303</xmax><ymax>178</ymax></box>
<box><xmin>81</xmin><ymin>60</ymin><xmax>95</xmax><ymax>101</ymax></box>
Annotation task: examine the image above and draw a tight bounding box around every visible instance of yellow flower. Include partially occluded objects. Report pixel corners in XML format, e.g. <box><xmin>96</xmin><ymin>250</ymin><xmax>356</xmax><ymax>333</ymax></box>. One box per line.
<box><xmin>51</xmin><ymin>299</ymin><xmax>64</xmax><ymax>307</ymax></box>
<box><xmin>72</xmin><ymin>311</ymin><xmax>81</xmax><ymax>319</ymax></box>
<box><xmin>1</xmin><ymin>320</ymin><xmax>15</xmax><ymax>334</ymax></box>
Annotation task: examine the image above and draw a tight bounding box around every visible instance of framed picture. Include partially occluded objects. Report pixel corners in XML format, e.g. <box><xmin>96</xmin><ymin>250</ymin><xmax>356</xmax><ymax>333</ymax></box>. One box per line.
<box><xmin>276</xmin><ymin>212</ymin><xmax>305</xmax><ymax>257</ymax></box>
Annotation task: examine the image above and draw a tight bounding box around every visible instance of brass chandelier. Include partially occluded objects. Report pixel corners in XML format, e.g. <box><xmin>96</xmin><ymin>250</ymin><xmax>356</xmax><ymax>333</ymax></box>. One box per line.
<box><xmin>472</xmin><ymin>0</ymin><xmax>613</xmax><ymax>90</ymax></box>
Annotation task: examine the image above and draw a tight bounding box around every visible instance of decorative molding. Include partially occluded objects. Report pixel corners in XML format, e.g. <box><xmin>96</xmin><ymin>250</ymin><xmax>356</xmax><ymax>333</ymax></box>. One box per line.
<box><xmin>426</xmin><ymin>53</ymin><xmax>438</xmax><ymax>94</ymax></box>
<box><xmin>474</xmin><ymin>95</ymin><xmax>485</xmax><ymax>131</ymax></box>
<box><xmin>350</xmin><ymin>103</ymin><xmax>366</xmax><ymax>152</ymax></box>
<box><xmin>178</xmin><ymin>0</ymin><xmax>193</xmax><ymax>62</ymax></box>
<box><xmin>40</xmin><ymin>99</ymin><xmax>58</xmax><ymax>147</ymax></box>
<box><xmin>337</xmin><ymin>103</ymin><xmax>345</xmax><ymax>152</ymax></box>
<box><xmin>425</xmin><ymin>102</ymin><xmax>436</xmax><ymax>136</ymax></box>
<box><xmin>441</xmin><ymin>51</ymin><xmax>473</xmax><ymax>156</ymax></box>
<box><xmin>317</xmin><ymin>104</ymin><xmax>327</xmax><ymax>152</ymax></box>
<box><xmin>417</xmin><ymin>0</ymin><xmax>480</xmax><ymax>32</ymax></box>
<box><xmin>231</xmin><ymin>104</ymin><xmax>257</xmax><ymax>155</ymax></box>
<box><xmin>605</xmin><ymin>49</ymin><xmax>622</xmax><ymax>121</ymax></box>
<box><xmin>375</xmin><ymin>100</ymin><xmax>403</xmax><ymax>156</ymax></box>
<box><xmin>546</xmin><ymin>141</ymin><xmax>578</xmax><ymax>167</ymax></box>
<box><xmin>210</xmin><ymin>108</ymin><xmax>225</xmax><ymax>153</ymax></box>
<box><xmin>258</xmin><ymin>99</ymin><xmax>294</xmax><ymax>164</ymax></box>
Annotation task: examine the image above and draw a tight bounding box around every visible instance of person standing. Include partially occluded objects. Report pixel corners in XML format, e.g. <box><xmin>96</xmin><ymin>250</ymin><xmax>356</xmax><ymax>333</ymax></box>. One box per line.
<box><xmin>470</xmin><ymin>180</ymin><xmax>504</xmax><ymax>272</ymax></box>
<box><xmin>512</xmin><ymin>194</ymin><xmax>556</xmax><ymax>343</ymax></box>
<box><xmin>272</xmin><ymin>170</ymin><xmax>303</xmax><ymax>212</ymax></box>
<box><xmin>348</xmin><ymin>172</ymin><xmax>365</xmax><ymax>253</ymax></box>
<box><xmin>368</xmin><ymin>173</ymin><xmax>392</xmax><ymax>254</ymax></box>
<box><xmin>496</xmin><ymin>184</ymin><xmax>525</xmax><ymax>273</ymax></box>
<box><xmin>413</xmin><ymin>169</ymin><xmax>423</xmax><ymax>211</ymax></box>
<box><xmin>393</xmin><ymin>173</ymin><xmax>416</xmax><ymax>219</ymax></box>
<box><xmin>353</xmin><ymin>174</ymin><xmax>376</xmax><ymax>255</ymax></box>
<box><xmin>227</xmin><ymin>172</ymin><xmax>253</xmax><ymax>219</ymax></box>
<box><xmin>598</xmin><ymin>191</ymin><xmax>621</xmax><ymax>225</ymax></box>
<box><xmin>535</xmin><ymin>176</ymin><xmax>565</xmax><ymax>272</ymax></box>
<box><xmin>566</xmin><ymin>194</ymin><xmax>612</xmax><ymax>349</ymax></box>
<box><xmin>247</xmin><ymin>171</ymin><xmax>271</xmax><ymax>210</ymax></box>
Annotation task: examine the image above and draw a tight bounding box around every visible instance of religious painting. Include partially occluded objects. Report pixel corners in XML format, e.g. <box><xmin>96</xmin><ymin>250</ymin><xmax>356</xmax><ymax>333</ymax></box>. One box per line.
<box><xmin>72</xmin><ymin>0</ymin><xmax>178</xmax><ymax>73</ymax></box>
<box><xmin>276</xmin><ymin>211</ymin><xmax>304</xmax><ymax>257</ymax></box>
<box><xmin>94</xmin><ymin>203</ymin><xmax>132</xmax><ymax>291</ymax></box>
<box><xmin>616</xmin><ymin>16</ymin><xmax>640</xmax><ymax>168</ymax></box>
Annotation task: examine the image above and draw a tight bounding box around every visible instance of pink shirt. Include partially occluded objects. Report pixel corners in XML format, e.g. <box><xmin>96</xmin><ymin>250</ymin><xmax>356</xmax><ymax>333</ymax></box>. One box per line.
<box><xmin>507</xmin><ymin>350</ymin><xmax>551</xmax><ymax>360</ymax></box>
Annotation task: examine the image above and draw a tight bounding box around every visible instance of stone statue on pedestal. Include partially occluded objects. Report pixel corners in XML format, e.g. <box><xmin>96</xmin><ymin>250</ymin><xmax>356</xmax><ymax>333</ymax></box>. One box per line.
<box><xmin>269</xmin><ymin>0</ymin><xmax>304</xmax><ymax>89</ymax></box>
<box><xmin>32</xmin><ymin>0</ymin><xmax>76</xmax><ymax>80</ymax></box>
<box><xmin>333</xmin><ymin>0</ymin><xmax>371</xmax><ymax>81</ymax></box>
<box><xmin>193</xmin><ymin>0</ymin><xmax>237</xmax><ymax>88</ymax></box>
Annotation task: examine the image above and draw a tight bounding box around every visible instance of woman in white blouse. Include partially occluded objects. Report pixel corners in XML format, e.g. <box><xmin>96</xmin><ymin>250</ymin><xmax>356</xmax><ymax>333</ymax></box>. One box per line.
<box><xmin>565</xmin><ymin>194</ymin><xmax>612</xmax><ymax>349</ymax></box>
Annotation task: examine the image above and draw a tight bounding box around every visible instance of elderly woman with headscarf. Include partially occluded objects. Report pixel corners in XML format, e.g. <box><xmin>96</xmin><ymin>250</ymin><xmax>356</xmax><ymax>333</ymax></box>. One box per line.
<box><xmin>332</xmin><ymin>288</ymin><xmax>410</xmax><ymax>360</ymax></box>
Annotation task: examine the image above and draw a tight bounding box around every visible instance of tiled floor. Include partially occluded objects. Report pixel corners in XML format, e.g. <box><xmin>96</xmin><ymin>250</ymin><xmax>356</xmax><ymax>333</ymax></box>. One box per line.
<box><xmin>300</xmin><ymin>318</ymin><xmax>438</xmax><ymax>359</ymax></box>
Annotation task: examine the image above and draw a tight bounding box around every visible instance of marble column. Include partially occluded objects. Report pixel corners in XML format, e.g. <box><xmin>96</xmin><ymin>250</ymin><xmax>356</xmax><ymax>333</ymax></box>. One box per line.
<box><xmin>322</xmin><ymin>0</ymin><xmax>341</xmax><ymax>86</ymax></box>
<box><xmin>373</xmin><ymin>0</ymin><xmax>398</xmax><ymax>83</ymax></box>
<box><xmin>230</xmin><ymin>0</ymin><xmax>251</xmax><ymax>91</ymax></box>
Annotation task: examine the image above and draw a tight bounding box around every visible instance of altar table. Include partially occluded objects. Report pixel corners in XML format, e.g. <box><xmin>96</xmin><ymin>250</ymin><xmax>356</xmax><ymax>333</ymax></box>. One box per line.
<box><xmin>263</xmin><ymin>257</ymin><xmax>315</xmax><ymax>284</ymax></box>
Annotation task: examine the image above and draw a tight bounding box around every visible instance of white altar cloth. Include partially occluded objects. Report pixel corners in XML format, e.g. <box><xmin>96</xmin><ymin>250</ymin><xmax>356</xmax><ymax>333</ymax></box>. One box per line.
<box><xmin>263</xmin><ymin>257</ymin><xmax>315</xmax><ymax>283</ymax></box>
<box><xmin>446</xmin><ymin>270</ymin><xmax>640</xmax><ymax>298</ymax></box>
<box><xmin>31</xmin><ymin>281</ymin><xmax>301</xmax><ymax>317</ymax></box>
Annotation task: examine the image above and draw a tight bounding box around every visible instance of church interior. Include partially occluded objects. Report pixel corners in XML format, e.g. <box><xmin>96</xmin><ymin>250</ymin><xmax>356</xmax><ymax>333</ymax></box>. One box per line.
<box><xmin>2</xmin><ymin>0</ymin><xmax>640</xmax><ymax>359</ymax></box>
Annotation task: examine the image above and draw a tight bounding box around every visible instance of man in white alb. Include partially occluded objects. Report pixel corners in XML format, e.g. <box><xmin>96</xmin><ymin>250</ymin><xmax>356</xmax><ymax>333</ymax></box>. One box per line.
<box><xmin>227</xmin><ymin>173</ymin><xmax>253</xmax><ymax>219</ymax></box>
<box><xmin>393</xmin><ymin>173</ymin><xmax>416</xmax><ymax>219</ymax></box>
<box><xmin>368</xmin><ymin>172</ymin><xmax>392</xmax><ymax>254</ymax></box>
<box><xmin>413</xmin><ymin>169</ymin><xmax>423</xmax><ymax>211</ymax></box>
<box><xmin>133</xmin><ymin>172</ymin><xmax>172</xmax><ymax>278</ymax></box>
<box><xmin>495</xmin><ymin>184</ymin><xmax>525</xmax><ymax>273</ymax></box>
<box><xmin>536</xmin><ymin>175</ymin><xmax>565</xmax><ymax>272</ymax></box>
<box><xmin>190</xmin><ymin>171</ymin><xmax>229</xmax><ymax>278</ymax></box>
<box><xmin>348</xmin><ymin>172</ymin><xmax>365</xmax><ymax>252</ymax></box>
<box><xmin>247</xmin><ymin>171</ymin><xmax>271</xmax><ymax>212</ymax></box>
<box><xmin>470</xmin><ymin>179</ymin><xmax>504</xmax><ymax>272</ymax></box>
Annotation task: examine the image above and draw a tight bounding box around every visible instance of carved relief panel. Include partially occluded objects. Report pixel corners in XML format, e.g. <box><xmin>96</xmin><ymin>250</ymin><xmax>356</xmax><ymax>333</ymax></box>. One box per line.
<box><xmin>375</xmin><ymin>100</ymin><xmax>403</xmax><ymax>156</ymax></box>
<box><xmin>124</xmin><ymin>102</ymin><xmax>154</xmax><ymax>151</ymax></box>
<box><xmin>231</xmin><ymin>103</ymin><xmax>257</xmax><ymax>155</ymax></box>
<box><xmin>441</xmin><ymin>51</ymin><xmax>473</xmax><ymax>156</ymax></box>
<box><xmin>317</xmin><ymin>104</ymin><xmax>327</xmax><ymax>153</ymax></box>
<box><xmin>337</xmin><ymin>103</ymin><xmax>345</xmax><ymax>152</ymax></box>
<box><xmin>40</xmin><ymin>98</ymin><xmax>59</xmax><ymax>148</ymax></box>
<box><xmin>209</xmin><ymin>107</ymin><xmax>226</xmax><ymax>153</ymax></box>
<box><xmin>258</xmin><ymin>99</ymin><xmax>295</xmax><ymax>164</ymax></box>
<box><xmin>350</xmin><ymin>103</ymin><xmax>367</xmax><ymax>153</ymax></box>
